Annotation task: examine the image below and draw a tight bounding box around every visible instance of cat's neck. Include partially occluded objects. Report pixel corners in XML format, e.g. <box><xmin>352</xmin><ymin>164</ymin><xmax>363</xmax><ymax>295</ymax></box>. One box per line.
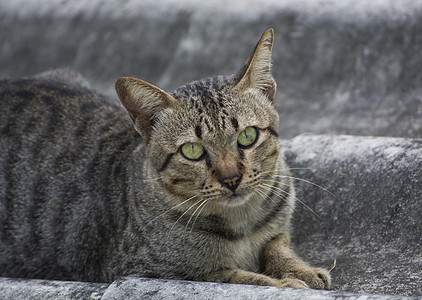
<box><xmin>175</xmin><ymin>189</ymin><xmax>292</xmax><ymax>240</ymax></box>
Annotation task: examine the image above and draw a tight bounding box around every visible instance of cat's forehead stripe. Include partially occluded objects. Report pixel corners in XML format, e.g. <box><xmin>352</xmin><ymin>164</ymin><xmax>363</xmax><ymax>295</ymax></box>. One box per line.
<box><xmin>172</xmin><ymin>75</ymin><xmax>245</xmax><ymax>137</ymax></box>
<box><xmin>231</xmin><ymin>118</ymin><xmax>239</xmax><ymax>131</ymax></box>
<box><xmin>195</xmin><ymin>125</ymin><xmax>202</xmax><ymax>139</ymax></box>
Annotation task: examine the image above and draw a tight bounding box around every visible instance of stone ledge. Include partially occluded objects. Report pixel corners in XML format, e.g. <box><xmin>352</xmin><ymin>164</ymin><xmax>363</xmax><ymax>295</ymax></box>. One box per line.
<box><xmin>102</xmin><ymin>277</ymin><xmax>416</xmax><ymax>300</ymax></box>
<box><xmin>0</xmin><ymin>277</ymin><xmax>108</xmax><ymax>300</ymax></box>
<box><xmin>0</xmin><ymin>277</ymin><xmax>416</xmax><ymax>300</ymax></box>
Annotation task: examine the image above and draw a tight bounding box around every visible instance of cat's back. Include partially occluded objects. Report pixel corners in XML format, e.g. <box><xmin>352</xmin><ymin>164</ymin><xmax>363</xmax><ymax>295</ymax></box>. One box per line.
<box><xmin>0</xmin><ymin>72</ymin><xmax>139</xmax><ymax>282</ymax></box>
<box><xmin>0</xmin><ymin>74</ymin><xmax>134</xmax><ymax>187</ymax></box>
<box><xmin>1</xmin><ymin>72</ymin><xmax>122</xmax><ymax>140</ymax></box>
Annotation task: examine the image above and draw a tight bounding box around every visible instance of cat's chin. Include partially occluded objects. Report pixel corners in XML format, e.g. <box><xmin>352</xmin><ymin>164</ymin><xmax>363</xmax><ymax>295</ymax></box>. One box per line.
<box><xmin>219</xmin><ymin>193</ymin><xmax>253</xmax><ymax>208</ymax></box>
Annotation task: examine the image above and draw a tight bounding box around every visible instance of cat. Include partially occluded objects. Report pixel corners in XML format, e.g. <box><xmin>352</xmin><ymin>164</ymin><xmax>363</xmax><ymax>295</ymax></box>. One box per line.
<box><xmin>0</xmin><ymin>28</ymin><xmax>331</xmax><ymax>289</ymax></box>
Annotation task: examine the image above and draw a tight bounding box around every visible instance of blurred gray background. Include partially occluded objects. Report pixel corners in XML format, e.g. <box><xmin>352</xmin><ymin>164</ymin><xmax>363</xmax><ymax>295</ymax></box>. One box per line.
<box><xmin>1</xmin><ymin>0</ymin><xmax>422</xmax><ymax>139</ymax></box>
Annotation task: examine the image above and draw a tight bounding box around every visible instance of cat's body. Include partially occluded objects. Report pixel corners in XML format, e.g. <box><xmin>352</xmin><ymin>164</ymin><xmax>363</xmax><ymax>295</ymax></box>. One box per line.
<box><xmin>0</xmin><ymin>73</ymin><xmax>137</xmax><ymax>281</ymax></box>
<box><xmin>0</xmin><ymin>29</ymin><xmax>330</xmax><ymax>289</ymax></box>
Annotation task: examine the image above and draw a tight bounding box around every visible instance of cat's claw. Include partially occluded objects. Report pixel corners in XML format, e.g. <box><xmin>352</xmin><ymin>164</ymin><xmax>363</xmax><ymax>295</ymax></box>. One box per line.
<box><xmin>284</xmin><ymin>267</ymin><xmax>331</xmax><ymax>289</ymax></box>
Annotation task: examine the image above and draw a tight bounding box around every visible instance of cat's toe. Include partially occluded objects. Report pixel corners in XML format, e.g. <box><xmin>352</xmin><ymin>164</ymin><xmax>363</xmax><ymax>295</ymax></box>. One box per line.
<box><xmin>314</xmin><ymin>267</ymin><xmax>331</xmax><ymax>289</ymax></box>
<box><xmin>284</xmin><ymin>267</ymin><xmax>331</xmax><ymax>290</ymax></box>
<box><xmin>277</xmin><ymin>278</ymin><xmax>309</xmax><ymax>289</ymax></box>
<box><xmin>301</xmin><ymin>267</ymin><xmax>331</xmax><ymax>289</ymax></box>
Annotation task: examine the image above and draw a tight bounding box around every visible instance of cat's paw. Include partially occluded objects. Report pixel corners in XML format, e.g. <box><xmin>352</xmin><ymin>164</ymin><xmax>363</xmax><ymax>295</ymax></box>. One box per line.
<box><xmin>277</xmin><ymin>278</ymin><xmax>309</xmax><ymax>289</ymax></box>
<box><xmin>285</xmin><ymin>267</ymin><xmax>331</xmax><ymax>289</ymax></box>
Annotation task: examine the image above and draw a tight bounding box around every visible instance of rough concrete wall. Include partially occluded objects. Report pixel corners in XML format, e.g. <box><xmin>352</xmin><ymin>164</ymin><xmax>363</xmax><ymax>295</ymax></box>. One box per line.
<box><xmin>1</xmin><ymin>0</ymin><xmax>422</xmax><ymax>138</ymax></box>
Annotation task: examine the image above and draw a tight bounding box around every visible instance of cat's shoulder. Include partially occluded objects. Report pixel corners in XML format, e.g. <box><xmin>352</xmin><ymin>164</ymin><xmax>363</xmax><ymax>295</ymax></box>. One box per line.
<box><xmin>0</xmin><ymin>69</ymin><xmax>126</xmax><ymax>129</ymax></box>
<box><xmin>0</xmin><ymin>69</ymin><xmax>119</xmax><ymax>108</ymax></box>
<box><xmin>0</xmin><ymin>69</ymin><xmax>95</xmax><ymax>94</ymax></box>
<box><xmin>29</xmin><ymin>68</ymin><xmax>91</xmax><ymax>89</ymax></box>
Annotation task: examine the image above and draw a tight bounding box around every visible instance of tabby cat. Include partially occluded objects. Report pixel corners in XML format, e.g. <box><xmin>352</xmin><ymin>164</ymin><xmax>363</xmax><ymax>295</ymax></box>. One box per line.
<box><xmin>0</xmin><ymin>28</ymin><xmax>330</xmax><ymax>289</ymax></box>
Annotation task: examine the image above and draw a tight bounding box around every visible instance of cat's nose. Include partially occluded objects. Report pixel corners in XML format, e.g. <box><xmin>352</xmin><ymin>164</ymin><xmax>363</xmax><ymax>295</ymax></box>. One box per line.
<box><xmin>218</xmin><ymin>172</ymin><xmax>242</xmax><ymax>192</ymax></box>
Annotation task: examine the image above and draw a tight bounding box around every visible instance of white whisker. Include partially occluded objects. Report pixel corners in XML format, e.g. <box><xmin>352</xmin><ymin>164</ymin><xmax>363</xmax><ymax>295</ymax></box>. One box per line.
<box><xmin>261</xmin><ymin>167</ymin><xmax>318</xmax><ymax>174</ymax></box>
<box><xmin>185</xmin><ymin>198</ymin><xmax>209</xmax><ymax>231</ymax></box>
<box><xmin>168</xmin><ymin>196</ymin><xmax>203</xmax><ymax>233</ymax></box>
<box><xmin>254</xmin><ymin>186</ymin><xmax>267</xmax><ymax>199</ymax></box>
<box><xmin>258</xmin><ymin>183</ymin><xmax>303</xmax><ymax>217</ymax></box>
<box><xmin>261</xmin><ymin>167</ymin><xmax>334</xmax><ymax>198</ymax></box>
<box><xmin>257</xmin><ymin>182</ymin><xmax>302</xmax><ymax>217</ymax></box>
<box><xmin>189</xmin><ymin>198</ymin><xmax>211</xmax><ymax>234</ymax></box>
<box><xmin>260</xmin><ymin>182</ymin><xmax>319</xmax><ymax>217</ymax></box>
<box><xmin>258</xmin><ymin>182</ymin><xmax>293</xmax><ymax>207</ymax></box>
<box><xmin>145</xmin><ymin>193</ymin><xmax>201</xmax><ymax>227</ymax></box>
<box><xmin>271</xmin><ymin>174</ymin><xmax>335</xmax><ymax>197</ymax></box>
<box><xmin>254</xmin><ymin>185</ymin><xmax>278</xmax><ymax>206</ymax></box>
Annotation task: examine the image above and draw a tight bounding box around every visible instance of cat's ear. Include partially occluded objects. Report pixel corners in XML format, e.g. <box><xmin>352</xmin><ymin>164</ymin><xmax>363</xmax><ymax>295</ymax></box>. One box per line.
<box><xmin>234</xmin><ymin>28</ymin><xmax>276</xmax><ymax>103</ymax></box>
<box><xmin>115</xmin><ymin>77</ymin><xmax>179</xmax><ymax>143</ymax></box>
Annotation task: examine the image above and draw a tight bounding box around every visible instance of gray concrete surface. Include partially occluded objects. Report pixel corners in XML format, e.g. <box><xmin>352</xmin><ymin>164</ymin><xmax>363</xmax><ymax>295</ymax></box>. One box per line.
<box><xmin>1</xmin><ymin>0</ymin><xmax>421</xmax><ymax>298</ymax></box>
<box><xmin>283</xmin><ymin>134</ymin><xmax>422</xmax><ymax>297</ymax></box>
<box><xmin>0</xmin><ymin>276</ymin><xmax>417</xmax><ymax>300</ymax></box>
<box><xmin>101</xmin><ymin>277</ymin><xmax>416</xmax><ymax>299</ymax></box>
<box><xmin>0</xmin><ymin>277</ymin><xmax>108</xmax><ymax>299</ymax></box>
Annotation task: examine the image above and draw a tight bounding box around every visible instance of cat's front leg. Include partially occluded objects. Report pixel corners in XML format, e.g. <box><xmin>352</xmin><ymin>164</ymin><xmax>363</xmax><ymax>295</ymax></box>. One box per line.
<box><xmin>203</xmin><ymin>269</ymin><xmax>308</xmax><ymax>288</ymax></box>
<box><xmin>261</xmin><ymin>232</ymin><xmax>331</xmax><ymax>289</ymax></box>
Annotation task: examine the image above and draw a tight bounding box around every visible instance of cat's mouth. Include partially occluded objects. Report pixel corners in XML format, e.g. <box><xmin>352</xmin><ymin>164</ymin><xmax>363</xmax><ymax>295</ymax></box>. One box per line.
<box><xmin>229</xmin><ymin>191</ymin><xmax>240</xmax><ymax>197</ymax></box>
<box><xmin>220</xmin><ymin>191</ymin><xmax>253</xmax><ymax>208</ymax></box>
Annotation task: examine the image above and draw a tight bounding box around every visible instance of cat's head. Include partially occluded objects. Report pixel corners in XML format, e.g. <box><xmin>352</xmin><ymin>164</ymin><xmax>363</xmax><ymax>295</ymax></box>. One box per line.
<box><xmin>116</xmin><ymin>28</ymin><xmax>284</xmax><ymax>212</ymax></box>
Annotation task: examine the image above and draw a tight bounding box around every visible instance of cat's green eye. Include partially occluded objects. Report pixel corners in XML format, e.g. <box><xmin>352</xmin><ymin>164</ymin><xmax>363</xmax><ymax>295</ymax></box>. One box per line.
<box><xmin>181</xmin><ymin>142</ymin><xmax>205</xmax><ymax>161</ymax></box>
<box><xmin>238</xmin><ymin>127</ymin><xmax>258</xmax><ymax>148</ymax></box>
